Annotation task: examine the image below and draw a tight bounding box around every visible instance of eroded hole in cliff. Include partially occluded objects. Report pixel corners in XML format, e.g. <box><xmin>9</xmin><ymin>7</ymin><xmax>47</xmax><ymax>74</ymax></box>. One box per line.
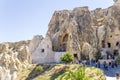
<box><xmin>63</xmin><ymin>34</ymin><xmax>68</xmax><ymax>42</ymax></box>
<box><xmin>41</xmin><ymin>49</ymin><xmax>44</xmax><ymax>53</ymax></box>
<box><xmin>110</xmin><ymin>35</ymin><xmax>112</xmax><ymax>37</ymax></box>
<box><xmin>102</xmin><ymin>40</ymin><xmax>105</xmax><ymax>48</ymax></box>
<box><xmin>107</xmin><ymin>42</ymin><xmax>111</xmax><ymax>48</ymax></box>
<box><xmin>74</xmin><ymin>54</ymin><xmax>78</xmax><ymax>59</ymax></box>
<box><xmin>116</xmin><ymin>42</ymin><xmax>119</xmax><ymax>46</ymax></box>
<box><xmin>52</xmin><ymin>34</ymin><xmax>68</xmax><ymax>52</ymax></box>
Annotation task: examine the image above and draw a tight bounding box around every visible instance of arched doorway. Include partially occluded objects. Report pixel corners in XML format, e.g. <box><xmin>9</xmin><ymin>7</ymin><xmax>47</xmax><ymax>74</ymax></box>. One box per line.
<box><xmin>52</xmin><ymin>34</ymin><xmax>69</xmax><ymax>52</ymax></box>
<box><xmin>62</xmin><ymin>34</ymin><xmax>68</xmax><ymax>51</ymax></box>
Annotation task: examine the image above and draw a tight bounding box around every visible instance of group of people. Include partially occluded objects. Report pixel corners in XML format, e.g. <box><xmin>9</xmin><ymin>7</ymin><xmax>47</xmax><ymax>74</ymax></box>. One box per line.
<box><xmin>74</xmin><ymin>58</ymin><xmax>118</xmax><ymax>71</ymax></box>
<box><xmin>95</xmin><ymin>60</ymin><xmax>118</xmax><ymax>70</ymax></box>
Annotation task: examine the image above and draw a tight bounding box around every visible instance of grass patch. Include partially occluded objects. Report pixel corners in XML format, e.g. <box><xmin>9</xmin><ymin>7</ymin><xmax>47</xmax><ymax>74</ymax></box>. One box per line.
<box><xmin>17</xmin><ymin>64</ymin><xmax>105</xmax><ymax>80</ymax></box>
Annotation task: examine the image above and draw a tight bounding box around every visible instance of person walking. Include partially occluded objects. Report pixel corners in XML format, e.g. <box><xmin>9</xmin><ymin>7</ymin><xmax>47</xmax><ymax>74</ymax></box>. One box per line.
<box><xmin>105</xmin><ymin>63</ymin><xmax>108</xmax><ymax>70</ymax></box>
<box><xmin>103</xmin><ymin>61</ymin><xmax>106</xmax><ymax>69</ymax></box>
<box><xmin>97</xmin><ymin>61</ymin><xmax>100</xmax><ymax>68</ymax></box>
<box><xmin>111</xmin><ymin>61</ymin><xmax>115</xmax><ymax>68</ymax></box>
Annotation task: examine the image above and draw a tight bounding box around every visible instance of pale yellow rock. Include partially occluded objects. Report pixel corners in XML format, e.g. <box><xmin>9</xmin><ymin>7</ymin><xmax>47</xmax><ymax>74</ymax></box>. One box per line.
<box><xmin>0</xmin><ymin>40</ymin><xmax>31</xmax><ymax>80</ymax></box>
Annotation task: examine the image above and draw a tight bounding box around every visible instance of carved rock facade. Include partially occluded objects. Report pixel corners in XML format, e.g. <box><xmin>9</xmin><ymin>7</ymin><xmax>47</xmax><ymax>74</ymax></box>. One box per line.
<box><xmin>30</xmin><ymin>2</ymin><xmax>120</xmax><ymax>64</ymax></box>
<box><xmin>46</xmin><ymin>3</ymin><xmax>120</xmax><ymax>60</ymax></box>
<box><xmin>1</xmin><ymin>2</ymin><xmax>120</xmax><ymax>80</ymax></box>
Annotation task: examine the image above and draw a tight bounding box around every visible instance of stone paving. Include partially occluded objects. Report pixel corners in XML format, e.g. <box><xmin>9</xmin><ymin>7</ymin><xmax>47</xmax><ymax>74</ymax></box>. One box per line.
<box><xmin>93</xmin><ymin>63</ymin><xmax>120</xmax><ymax>80</ymax></box>
<box><xmin>102</xmin><ymin>65</ymin><xmax>120</xmax><ymax>80</ymax></box>
<box><xmin>86</xmin><ymin>59</ymin><xmax>120</xmax><ymax>80</ymax></box>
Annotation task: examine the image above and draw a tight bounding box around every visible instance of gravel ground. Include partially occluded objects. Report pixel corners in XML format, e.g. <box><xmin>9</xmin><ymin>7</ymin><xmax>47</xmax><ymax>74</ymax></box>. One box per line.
<box><xmin>90</xmin><ymin>62</ymin><xmax>120</xmax><ymax>80</ymax></box>
<box><xmin>99</xmin><ymin>65</ymin><xmax>120</xmax><ymax>80</ymax></box>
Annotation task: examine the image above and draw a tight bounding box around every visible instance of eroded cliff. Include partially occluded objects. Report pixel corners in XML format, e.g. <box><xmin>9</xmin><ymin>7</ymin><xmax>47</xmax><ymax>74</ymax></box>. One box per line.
<box><xmin>47</xmin><ymin>2</ymin><xmax>120</xmax><ymax>60</ymax></box>
<box><xmin>0</xmin><ymin>40</ymin><xmax>31</xmax><ymax>80</ymax></box>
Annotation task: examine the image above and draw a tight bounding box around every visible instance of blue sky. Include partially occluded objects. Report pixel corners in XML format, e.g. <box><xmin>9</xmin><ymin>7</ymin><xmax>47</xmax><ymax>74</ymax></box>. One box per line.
<box><xmin>0</xmin><ymin>0</ymin><xmax>114</xmax><ymax>42</ymax></box>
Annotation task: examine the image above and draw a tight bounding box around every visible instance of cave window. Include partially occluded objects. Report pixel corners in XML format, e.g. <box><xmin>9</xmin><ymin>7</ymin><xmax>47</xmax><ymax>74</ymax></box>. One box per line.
<box><xmin>41</xmin><ymin>49</ymin><xmax>44</xmax><ymax>53</ymax></box>
<box><xmin>110</xmin><ymin>35</ymin><xmax>112</xmax><ymax>38</ymax></box>
<box><xmin>107</xmin><ymin>43</ymin><xmax>111</xmax><ymax>48</ymax></box>
<box><xmin>116</xmin><ymin>42</ymin><xmax>119</xmax><ymax>46</ymax></box>
<box><xmin>102</xmin><ymin>40</ymin><xmax>105</xmax><ymax>48</ymax></box>
<box><xmin>61</xmin><ymin>34</ymin><xmax>69</xmax><ymax>52</ymax></box>
<box><xmin>74</xmin><ymin>54</ymin><xmax>78</xmax><ymax>59</ymax></box>
<box><xmin>52</xmin><ymin>46</ymin><xmax>54</xmax><ymax>51</ymax></box>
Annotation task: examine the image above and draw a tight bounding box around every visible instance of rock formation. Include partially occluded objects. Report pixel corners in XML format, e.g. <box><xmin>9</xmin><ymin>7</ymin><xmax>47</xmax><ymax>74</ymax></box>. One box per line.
<box><xmin>29</xmin><ymin>35</ymin><xmax>64</xmax><ymax>64</ymax></box>
<box><xmin>1</xmin><ymin>0</ymin><xmax>120</xmax><ymax>79</ymax></box>
<box><xmin>46</xmin><ymin>1</ymin><xmax>120</xmax><ymax>60</ymax></box>
<box><xmin>114</xmin><ymin>0</ymin><xmax>120</xmax><ymax>3</ymax></box>
<box><xmin>0</xmin><ymin>40</ymin><xmax>31</xmax><ymax>80</ymax></box>
<box><xmin>30</xmin><ymin>1</ymin><xmax>120</xmax><ymax>64</ymax></box>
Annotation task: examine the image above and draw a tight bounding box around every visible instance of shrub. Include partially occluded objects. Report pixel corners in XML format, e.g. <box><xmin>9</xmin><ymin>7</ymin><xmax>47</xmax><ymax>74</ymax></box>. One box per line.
<box><xmin>115</xmin><ymin>56</ymin><xmax>120</xmax><ymax>65</ymax></box>
<box><xmin>58</xmin><ymin>66</ymin><xmax>90</xmax><ymax>80</ymax></box>
<box><xmin>60</xmin><ymin>52</ymin><xmax>74</xmax><ymax>63</ymax></box>
<box><xmin>35</xmin><ymin>65</ymin><xmax>43</xmax><ymax>72</ymax></box>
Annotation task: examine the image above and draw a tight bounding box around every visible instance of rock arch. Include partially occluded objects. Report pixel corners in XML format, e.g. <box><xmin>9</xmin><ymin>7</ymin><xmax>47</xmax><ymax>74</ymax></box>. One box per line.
<box><xmin>52</xmin><ymin>34</ymin><xmax>69</xmax><ymax>52</ymax></box>
<box><xmin>63</xmin><ymin>34</ymin><xmax>68</xmax><ymax>42</ymax></box>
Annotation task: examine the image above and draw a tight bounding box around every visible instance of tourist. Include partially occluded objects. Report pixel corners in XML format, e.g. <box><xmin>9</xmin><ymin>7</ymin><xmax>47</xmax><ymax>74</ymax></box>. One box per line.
<box><xmin>103</xmin><ymin>61</ymin><xmax>106</xmax><ymax>69</ymax></box>
<box><xmin>95</xmin><ymin>62</ymin><xmax>98</xmax><ymax>67</ymax></box>
<box><xmin>112</xmin><ymin>56</ymin><xmax>115</xmax><ymax>60</ymax></box>
<box><xmin>115</xmin><ymin>62</ymin><xmax>118</xmax><ymax>67</ymax></box>
<box><xmin>105</xmin><ymin>63</ymin><xmax>108</xmax><ymax>70</ymax></box>
<box><xmin>111</xmin><ymin>61</ymin><xmax>115</xmax><ymax>68</ymax></box>
<box><xmin>79</xmin><ymin>60</ymin><xmax>81</xmax><ymax>64</ymax></box>
<box><xmin>109</xmin><ymin>61</ymin><xmax>111</xmax><ymax>67</ymax></box>
<box><xmin>115</xmin><ymin>72</ymin><xmax>119</xmax><ymax>80</ymax></box>
<box><xmin>97</xmin><ymin>61</ymin><xmax>100</xmax><ymax>68</ymax></box>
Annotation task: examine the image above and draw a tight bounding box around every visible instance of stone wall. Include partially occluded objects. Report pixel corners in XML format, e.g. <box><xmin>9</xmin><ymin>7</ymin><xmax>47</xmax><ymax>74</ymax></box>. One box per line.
<box><xmin>29</xmin><ymin>35</ymin><xmax>65</xmax><ymax>64</ymax></box>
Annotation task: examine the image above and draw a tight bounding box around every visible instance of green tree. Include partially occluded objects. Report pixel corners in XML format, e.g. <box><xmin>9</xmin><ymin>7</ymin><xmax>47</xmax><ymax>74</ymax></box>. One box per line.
<box><xmin>60</xmin><ymin>52</ymin><xmax>74</xmax><ymax>63</ymax></box>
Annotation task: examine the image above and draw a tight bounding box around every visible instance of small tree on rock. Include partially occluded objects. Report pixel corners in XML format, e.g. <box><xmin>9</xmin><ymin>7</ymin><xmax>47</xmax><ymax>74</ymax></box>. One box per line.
<box><xmin>60</xmin><ymin>51</ymin><xmax>74</xmax><ymax>63</ymax></box>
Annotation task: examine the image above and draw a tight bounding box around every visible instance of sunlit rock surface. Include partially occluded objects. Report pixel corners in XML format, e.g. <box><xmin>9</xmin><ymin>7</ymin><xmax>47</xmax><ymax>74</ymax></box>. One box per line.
<box><xmin>0</xmin><ymin>40</ymin><xmax>31</xmax><ymax>80</ymax></box>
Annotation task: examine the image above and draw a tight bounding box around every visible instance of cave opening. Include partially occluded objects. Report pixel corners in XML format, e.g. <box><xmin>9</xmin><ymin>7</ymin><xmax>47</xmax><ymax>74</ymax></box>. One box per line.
<box><xmin>116</xmin><ymin>42</ymin><xmax>119</xmax><ymax>46</ymax></box>
<box><xmin>52</xmin><ymin>34</ymin><xmax>68</xmax><ymax>52</ymax></box>
<box><xmin>107</xmin><ymin>43</ymin><xmax>111</xmax><ymax>48</ymax></box>
<box><xmin>102</xmin><ymin>40</ymin><xmax>105</xmax><ymax>48</ymax></box>
<box><xmin>41</xmin><ymin>49</ymin><xmax>44</xmax><ymax>53</ymax></box>
<box><xmin>61</xmin><ymin>34</ymin><xmax>69</xmax><ymax>52</ymax></box>
<box><xmin>74</xmin><ymin>54</ymin><xmax>78</xmax><ymax>59</ymax></box>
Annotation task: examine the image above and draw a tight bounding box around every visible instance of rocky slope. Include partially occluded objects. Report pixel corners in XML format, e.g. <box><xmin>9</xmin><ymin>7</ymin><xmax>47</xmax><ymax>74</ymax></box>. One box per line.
<box><xmin>16</xmin><ymin>64</ymin><xmax>105</xmax><ymax>80</ymax></box>
<box><xmin>0</xmin><ymin>40</ymin><xmax>31</xmax><ymax>80</ymax></box>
